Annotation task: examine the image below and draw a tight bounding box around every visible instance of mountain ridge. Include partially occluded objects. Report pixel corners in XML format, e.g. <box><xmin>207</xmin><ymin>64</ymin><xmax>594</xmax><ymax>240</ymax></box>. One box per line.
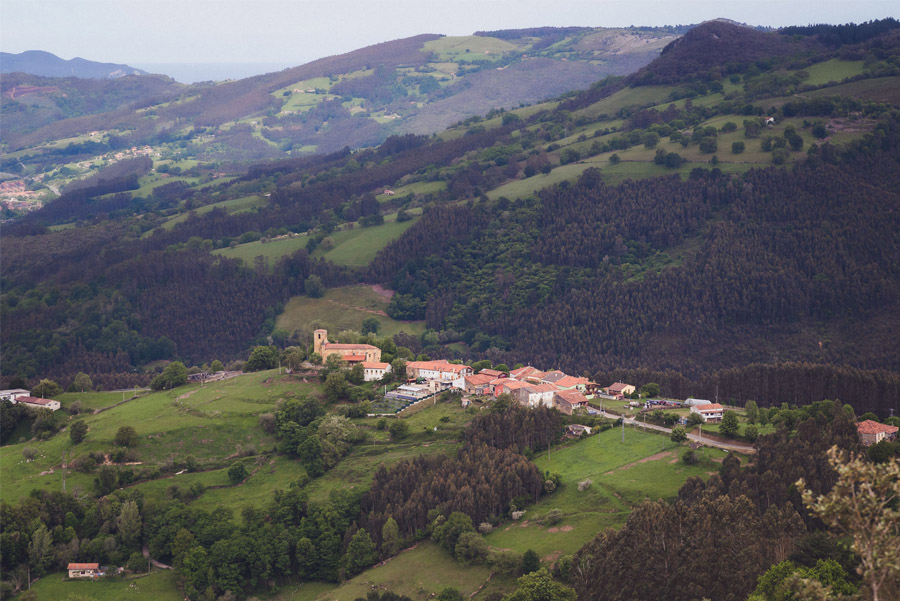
<box><xmin>0</xmin><ymin>49</ymin><xmax>152</xmax><ymax>79</ymax></box>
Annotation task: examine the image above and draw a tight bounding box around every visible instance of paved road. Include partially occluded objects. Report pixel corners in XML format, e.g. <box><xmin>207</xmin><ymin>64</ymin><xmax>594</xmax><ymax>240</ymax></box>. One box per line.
<box><xmin>596</xmin><ymin>410</ymin><xmax>756</xmax><ymax>453</ymax></box>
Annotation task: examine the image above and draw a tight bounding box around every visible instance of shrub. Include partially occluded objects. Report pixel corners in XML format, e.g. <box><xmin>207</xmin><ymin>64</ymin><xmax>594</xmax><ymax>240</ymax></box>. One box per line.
<box><xmin>543</xmin><ymin>509</ymin><xmax>563</xmax><ymax>526</ymax></box>
<box><xmin>478</xmin><ymin>522</ymin><xmax>494</xmax><ymax>534</ymax></box>
<box><xmin>69</xmin><ymin>420</ymin><xmax>88</xmax><ymax>444</ymax></box>
<box><xmin>732</xmin><ymin>141</ymin><xmax>745</xmax><ymax>154</ymax></box>
<box><xmin>258</xmin><ymin>412</ymin><xmax>276</xmax><ymax>433</ymax></box>
<box><xmin>682</xmin><ymin>449</ymin><xmax>699</xmax><ymax>465</ymax></box>
<box><xmin>512</xmin><ymin>510</ymin><xmax>526</xmax><ymax>520</ymax></box>
<box><xmin>228</xmin><ymin>461</ymin><xmax>248</xmax><ymax>484</ymax></box>
<box><xmin>670</xmin><ymin>426</ymin><xmax>687</xmax><ymax>443</ymax></box>
<box><xmin>22</xmin><ymin>447</ymin><xmax>37</xmax><ymax>461</ymax></box>
<box><xmin>114</xmin><ymin>426</ymin><xmax>138</xmax><ymax>447</ymax></box>
<box><xmin>577</xmin><ymin>479</ymin><xmax>593</xmax><ymax>491</ymax></box>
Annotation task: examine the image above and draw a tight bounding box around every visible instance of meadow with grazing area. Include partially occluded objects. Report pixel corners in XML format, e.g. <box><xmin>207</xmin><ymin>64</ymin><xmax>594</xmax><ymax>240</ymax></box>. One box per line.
<box><xmin>24</xmin><ymin>570</ymin><xmax>182</xmax><ymax>601</ymax></box>
<box><xmin>276</xmin><ymin>285</ymin><xmax>426</xmax><ymax>338</ymax></box>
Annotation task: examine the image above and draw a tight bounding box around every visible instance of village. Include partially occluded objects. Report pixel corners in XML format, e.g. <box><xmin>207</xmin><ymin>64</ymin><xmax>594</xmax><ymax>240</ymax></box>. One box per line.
<box><xmin>310</xmin><ymin>329</ymin><xmax>899</xmax><ymax>448</ymax></box>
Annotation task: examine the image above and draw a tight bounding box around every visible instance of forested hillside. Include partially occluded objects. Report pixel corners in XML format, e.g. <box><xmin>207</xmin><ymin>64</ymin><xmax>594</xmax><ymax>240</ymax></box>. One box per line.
<box><xmin>3</xmin><ymin>19</ymin><xmax>900</xmax><ymax>416</ymax></box>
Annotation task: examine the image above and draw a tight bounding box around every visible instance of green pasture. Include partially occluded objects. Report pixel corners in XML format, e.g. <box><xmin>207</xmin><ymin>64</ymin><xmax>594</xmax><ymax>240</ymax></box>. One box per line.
<box><xmin>574</xmin><ymin>85</ymin><xmax>682</xmax><ymax>120</ymax></box>
<box><xmin>276</xmin><ymin>284</ymin><xmax>426</xmax><ymax>339</ymax></box>
<box><xmin>803</xmin><ymin>75</ymin><xmax>900</xmax><ymax>105</ymax></box>
<box><xmin>376</xmin><ymin>181</ymin><xmax>445</xmax><ymax>201</ymax></box>
<box><xmin>23</xmin><ymin>570</ymin><xmax>181</xmax><ymax>601</ymax></box>
<box><xmin>423</xmin><ymin>36</ymin><xmax>518</xmax><ymax>62</ymax></box>
<box><xmin>311</xmin><ymin>541</ymin><xmax>506</xmax><ymax>601</ymax></box>
<box><xmin>56</xmin><ymin>390</ymin><xmax>149</xmax><ymax>412</ymax></box>
<box><xmin>0</xmin><ymin>370</ymin><xmax>304</xmax><ymax>503</ymax></box>
<box><xmin>485</xmin><ymin>428</ymin><xmax>725</xmax><ymax>557</ymax></box>
<box><xmin>801</xmin><ymin>59</ymin><xmax>866</xmax><ymax>86</ymax></box>
<box><xmin>157</xmin><ymin>194</ymin><xmax>267</xmax><ymax>231</ymax></box>
<box><xmin>215</xmin><ymin>233</ymin><xmax>309</xmax><ymax>264</ymax></box>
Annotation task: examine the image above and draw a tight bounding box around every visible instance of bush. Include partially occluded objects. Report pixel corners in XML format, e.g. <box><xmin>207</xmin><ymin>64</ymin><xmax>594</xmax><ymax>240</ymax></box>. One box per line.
<box><xmin>22</xmin><ymin>447</ymin><xmax>37</xmax><ymax>461</ymax></box>
<box><xmin>258</xmin><ymin>412</ymin><xmax>276</xmax><ymax>433</ymax></box>
<box><xmin>522</xmin><ymin>549</ymin><xmax>541</xmax><ymax>574</ymax></box>
<box><xmin>69</xmin><ymin>420</ymin><xmax>88</xmax><ymax>444</ymax></box>
<box><xmin>577</xmin><ymin>479</ymin><xmax>592</xmax><ymax>491</ymax></box>
<box><xmin>228</xmin><ymin>461</ymin><xmax>248</xmax><ymax>484</ymax></box>
<box><xmin>114</xmin><ymin>425</ymin><xmax>138</xmax><ymax>447</ymax></box>
<box><xmin>304</xmin><ymin>274</ymin><xmax>325</xmax><ymax>298</ymax></box>
<box><xmin>744</xmin><ymin>424</ymin><xmax>759</xmax><ymax>442</ymax></box>
<box><xmin>670</xmin><ymin>426</ymin><xmax>687</xmax><ymax>443</ymax></box>
<box><xmin>455</xmin><ymin>531</ymin><xmax>489</xmax><ymax>564</ymax></box>
<box><xmin>731</xmin><ymin>141</ymin><xmax>745</xmax><ymax>154</ymax></box>
<box><xmin>388</xmin><ymin>420</ymin><xmax>409</xmax><ymax>441</ymax></box>
<box><xmin>682</xmin><ymin>449</ymin><xmax>699</xmax><ymax>465</ymax></box>
<box><xmin>127</xmin><ymin>551</ymin><xmax>147</xmax><ymax>573</ymax></box>
<box><xmin>608</xmin><ymin>153</ymin><xmax>621</xmax><ymax>165</ymax></box>
<box><xmin>150</xmin><ymin>361</ymin><xmax>187</xmax><ymax>390</ymax></box>
<box><xmin>543</xmin><ymin>509</ymin><xmax>563</xmax><ymax>526</ymax></box>
<box><xmin>478</xmin><ymin>522</ymin><xmax>494</xmax><ymax>534</ymax></box>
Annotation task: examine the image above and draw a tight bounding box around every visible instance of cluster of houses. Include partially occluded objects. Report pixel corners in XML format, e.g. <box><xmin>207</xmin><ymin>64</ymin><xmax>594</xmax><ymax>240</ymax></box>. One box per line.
<box><xmin>0</xmin><ymin>388</ymin><xmax>60</xmax><ymax>411</ymax></box>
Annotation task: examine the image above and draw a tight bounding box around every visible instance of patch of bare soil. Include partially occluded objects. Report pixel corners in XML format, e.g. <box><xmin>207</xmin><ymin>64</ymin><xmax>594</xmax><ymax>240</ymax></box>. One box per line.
<box><xmin>177</xmin><ymin>389</ymin><xmax>198</xmax><ymax>400</ymax></box>
<box><xmin>371</xmin><ymin>284</ymin><xmax>395</xmax><ymax>301</ymax></box>
<box><xmin>618</xmin><ymin>451</ymin><xmax>674</xmax><ymax>471</ymax></box>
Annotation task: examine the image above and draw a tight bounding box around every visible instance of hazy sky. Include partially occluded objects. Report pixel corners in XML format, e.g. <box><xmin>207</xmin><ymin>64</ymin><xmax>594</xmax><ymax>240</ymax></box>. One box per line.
<box><xmin>3</xmin><ymin>0</ymin><xmax>897</xmax><ymax>66</ymax></box>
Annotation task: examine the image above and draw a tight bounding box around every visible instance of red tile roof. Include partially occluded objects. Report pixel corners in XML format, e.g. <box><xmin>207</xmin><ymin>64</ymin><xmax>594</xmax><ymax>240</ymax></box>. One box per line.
<box><xmin>68</xmin><ymin>563</ymin><xmax>99</xmax><ymax>570</ymax></box>
<box><xmin>555</xmin><ymin>376</ymin><xmax>592</xmax><ymax>388</ymax></box>
<box><xmin>695</xmin><ymin>403</ymin><xmax>724</xmax><ymax>412</ymax></box>
<box><xmin>362</xmin><ymin>362</ymin><xmax>390</xmax><ymax>369</ymax></box>
<box><xmin>16</xmin><ymin>396</ymin><xmax>54</xmax><ymax>406</ymax></box>
<box><xmin>510</xmin><ymin>366</ymin><xmax>545</xmax><ymax>380</ymax></box>
<box><xmin>857</xmin><ymin>420</ymin><xmax>899</xmax><ymax>435</ymax></box>
<box><xmin>342</xmin><ymin>354</ymin><xmax>367</xmax><ymax>362</ymax></box>
<box><xmin>478</xmin><ymin>369</ymin><xmax>505</xmax><ymax>377</ymax></box>
<box><xmin>607</xmin><ymin>382</ymin><xmax>633</xmax><ymax>393</ymax></box>
<box><xmin>555</xmin><ymin>389</ymin><xmax>589</xmax><ymax>404</ymax></box>
<box><xmin>408</xmin><ymin>361</ymin><xmax>470</xmax><ymax>374</ymax></box>
<box><xmin>525</xmin><ymin>383</ymin><xmax>558</xmax><ymax>393</ymax></box>
<box><xmin>465</xmin><ymin>374</ymin><xmax>494</xmax><ymax>386</ymax></box>
<box><xmin>323</xmin><ymin>343</ymin><xmax>378</xmax><ymax>351</ymax></box>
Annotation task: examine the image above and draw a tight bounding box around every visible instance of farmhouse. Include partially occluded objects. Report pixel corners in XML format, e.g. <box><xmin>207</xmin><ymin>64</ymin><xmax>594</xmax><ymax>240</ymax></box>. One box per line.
<box><xmin>605</xmin><ymin>382</ymin><xmax>636</xmax><ymax>398</ymax></box>
<box><xmin>478</xmin><ymin>368</ymin><xmax>506</xmax><ymax>378</ymax></box>
<box><xmin>540</xmin><ymin>370</ymin><xmax>567</xmax><ymax>384</ymax></box>
<box><xmin>491</xmin><ymin>378</ymin><xmax>530</xmax><ymax>397</ymax></box>
<box><xmin>0</xmin><ymin>389</ymin><xmax>31</xmax><ymax>402</ymax></box>
<box><xmin>405</xmin><ymin>360</ymin><xmax>472</xmax><ymax>389</ymax></box>
<box><xmin>464</xmin><ymin>373</ymin><xmax>494</xmax><ymax>395</ymax></box>
<box><xmin>554</xmin><ymin>389</ymin><xmax>590</xmax><ymax>415</ymax></box>
<box><xmin>13</xmin><ymin>396</ymin><xmax>61</xmax><ymax>411</ymax></box>
<box><xmin>362</xmin><ymin>362</ymin><xmax>392</xmax><ymax>382</ymax></box>
<box><xmin>690</xmin><ymin>403</ymin><xmax>724</xmax><ymax>423</ymax></box>
<box><xmin>509</xmin><ymin>366</ymin><xmax>546</xmax><ymax>383</ymax></box>
<box><xmin>857</xmin><ymin>420</ymin><xmax>899</xmax><ymax>446</ymax></box>
<box><xmin>513</xmin><ymin>383</ymin><xmax>558</xmax><ymax>409</ymax></box>
<box><xmin>554</xmin><ymin>375</ymin><xmax>598</xmax><ymax>396</ymax></box>
<box><xmin>314</xmin><ymin>329</ymin><xmax>381</xmax><ymax>363</ymax></box>
<box><xmin>68</xmin><ymin>563</ymin><xmax>100</xmax><ymax>579</ymax></box>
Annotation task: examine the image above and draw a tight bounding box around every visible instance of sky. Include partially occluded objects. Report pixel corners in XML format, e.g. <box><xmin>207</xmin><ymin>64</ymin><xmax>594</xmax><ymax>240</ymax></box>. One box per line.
<box><xmin>2</xmin><ymin>0</ymin><xmax>897</xmax><ymax>78</ymax></box>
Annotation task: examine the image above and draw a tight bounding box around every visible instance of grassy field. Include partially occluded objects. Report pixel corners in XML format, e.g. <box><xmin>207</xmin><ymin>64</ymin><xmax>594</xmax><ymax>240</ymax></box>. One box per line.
<box><xmin>276</xmin><ymin>284</ymin><xmax>426</xmax><ymax>338</ymax></box>
<box><xmin>423</xmin><ymin>35</ymin><xmax>517</xmax><ymax>62</ymax></box>
<box><xmin>214</xmin><ymin>214</ymin><xmax>419</xmax><ymax>268</ymax></box>
<box><xmin>485</xmin><ymin>428</ymin><xmax>726</xmax><ymax>558</ymax></box>
<box><xmin>0</xmin><ymin>370</ymin><xmax>311</xmax><ymax>503</ymax></box>
<box><xmin>158</xmin><ymin>194</ymin><xmax>267</xmax><ymax>231</ymax></box>
<box><xmin>376</xmin><ymin>181</ymin><xmax>445</xmax><ymax>201</ymax></box>
<box><xmin>803</xmin><ymin>75</ymin><xmax>900</xmax><ymax>105</ymax></box>
<box><xmin>801</xmin><ymin>59</ymin><xmax>866</xmax><ymax>86</ymax></box>
<box><xmin>24</xmin><ymin>569</ymin><xmax>182</xmax><ymax>601</ymax></box>
<box><xmin>310</xmin><ymin>541</ymin><xmax>507</xmax><ymax>601</ymax></box>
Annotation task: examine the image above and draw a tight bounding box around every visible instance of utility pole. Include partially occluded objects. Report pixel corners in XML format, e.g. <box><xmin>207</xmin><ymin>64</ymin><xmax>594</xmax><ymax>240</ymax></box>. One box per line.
<box><xmin>621</xmin><ymin>418</ymin><xmax>624</xmax><ymax>443</ymax></box>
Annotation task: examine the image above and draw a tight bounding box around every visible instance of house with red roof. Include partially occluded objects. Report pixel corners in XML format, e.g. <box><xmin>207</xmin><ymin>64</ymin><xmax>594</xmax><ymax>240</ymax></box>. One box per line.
<box><xmin>513</xmin><ymin>383</ymin><xmax>559</xmax><ymax>408</ymax></box>
<box><xmin>690</xmin><ymin>403</ymin><xmax>724</xmax><ymax>423</ymax></box>
<box><xmin>13</xmin><ymin>396</ymin><xmax>60</xmax><ymax>412</ymax></box>
<box><xmin>478</xmin><ymin>368</ymin><xmax>506</xmax><ymax>378</ymax></box>
<box><xmin>405</xmin><ymin>360</ymin><xmax>472</xmax><ymax>389</ymax></box>
<box><xmin>857</xmin><ymin>420</ymin><xmax>899</xmax><ymax>446</ymax></box>
<box><xmin>464</xmin><ymin>373</ymin><xmax>495</xmax><ymax>395</ymax></box>
<box><xmin>362</xmin><ymin>362</ymin><xmax>392</xmax><ymax>382</ymax></box>
<box><xmin>509</xmin><ymin>366</ymin><xmax>546</xmax><ymax>383</ymax></box>
<box><xmin>554</xmin><ymin>389</ymin><xmax>590</xmax><ymax>415</ymax></box>
<box><xmin>492</xmin><ymin>378</ymin><xmax>530</xmax><ymax>397</ymax></box>
<box><xmin>68</xmin><ymin>563</ymin><xmax>100</xmax><ymax>578</ymax></box>
<box><xmin>605</xmin><ymin>382</ymin><xmax>636</xmax><ymax>399</ymax></box>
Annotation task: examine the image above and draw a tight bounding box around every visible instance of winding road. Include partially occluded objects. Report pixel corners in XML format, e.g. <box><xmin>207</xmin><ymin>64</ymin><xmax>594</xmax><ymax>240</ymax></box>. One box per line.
<box><xmin>596</xmin><ymin>410</ymin><xmax>756</xmax><ymax>453</ymax></box>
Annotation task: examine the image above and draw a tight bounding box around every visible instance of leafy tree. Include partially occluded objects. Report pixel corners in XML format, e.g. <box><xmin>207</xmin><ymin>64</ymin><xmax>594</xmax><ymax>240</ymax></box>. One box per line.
<box><xmin>719</xmin><ymin>411</ymin><xmax>740</xmax><ymax>438</ymax></box>
<box><xmin>210</xmin><ymin>359</ymin><xmax>224</xmax><ymax>372</ymax></box>
<box><xmin>745</xmin><ymin>400</ymin><xmax>758</xmax><ymax>424</ymax></box>
<box><xmin>744</xmin><ymin>424</ymin><xmax>759</xmax><ymax>442</ymax></box>
<box><xmin>522</xmin><ymin>549</ymin><xmax>541</xmax><ymax>574</ymax></box>
<box><xmin>246</xmin><ymin>346</ymin><xmax>278</xmax><ymax>372</ymax></box>
<box><xmin>670</xmin><ymin>426</ymin><xmax>687</xmax><ymax>443</ymax></box>
<box><xmin>800</xmin><ymin>447</ymin><xmax>900</xmax><ymax>601</ymax></box>
<box><xmin>640</xmin><ymin>382</ymin><xmax>660</xmax><ymax>398</ymax></box>
<box><xmin>28</xmin><ymin>524</ymin><xmax>52</xmax><ymax>577</ymax></box>
<box><xmin>438</xmin><ymin>588</ymin><xmax>464</xmax><ymax>601</ymax></box>
<box><xmin>228</xmin><ymin>461</ymin><xmax>248</xmax><ymax>484</ymax></box>
<box><xmin>69</xmin><ymin>420</ymin><xmax>88</xmax><ymax>444</ymax></box>
<box><xmin>732</xmin><ymin>141</ymin><xmax>745</xmax><ymax>154</ymax></box>
<box><xmin>348</xmin><ymin>363</ymin><xmax>365</xmax><ymax>386</ymax></box>
<box><xmin>73</xmin><ymin>372</ymin><xmax>93</xmax><ymax>393</ymax></box>
<box><xmin>325</xmin><ymin>371</ymin><xmax>349</xmax><ymax>402</ymax></box>
<box><xmin>297</xmin><ymin>435</ymin><xmax>324</xmax><ymax>477</ymax></box>
<box><xmin>342</xmin><ymin>529</ymin><xmax>378</xmax><ymax>577</ymax></box>
<box><xmin>95</xmin><ymin>465</ymin><xmax>118</xmax><ymax>494</ymax></box>
<box><xmin>117</xmin><ymin>500</ymin><xmax>142</xmax><ymax>548</ymax></box>
<box><xmin>362</xmin><ymin>317</ymin><xmax>381</xmax><ymax>335</ymax></box>
<box><xmin>127</xmin><ymin>550</ymin><xmax>148</xmax><ymax>573</ymax></box>
<box><xmin>608</xmin><ymin>154</ymin><xmax>620</xmax><ymax>165</ymax></box>
<box><xmin>33</xmin><ymin>379</ymin><xmax>62</xmax><ymax>398</ymax></box>
<box><xmin>304</xmin><ymin>274</ymin><xmax>325</xmax><ymax>298</ymax></box>
<box><xmin>388</xmin><ymin>419</ymin><xmax>409</xmax><ymax>441</ymax></box>
<box><xmin>150</xmin><ymin>361</ymin><xmax>187</xmax><ymax>390</ymax></box>
<box><xmin>115</xmin><ymin>425</ymin><xmax>139</xmax><ymax>447</ymax></box>
<box><xmin>455</xmin><ymin>531</ymin><xmax>489</xmax><ymax>564</ymax></box>
<box><xmin>433</xmin><ymin>512</ymin><xmax>475</xmax><ymax>554</ymax></box>
<box><xmin>381</xmin><ymin>517</ymin><xmax>402</xmax><ymax>558</ymax></box>
<box><xmin>504</xmin><ymin>567</ymin><xmax>576</xmax><ymax>601</ymax></box>
<box><xmin>282</xmin><ymin>346</ymin><xmax>306</xmax><ymax>371</ymax></box>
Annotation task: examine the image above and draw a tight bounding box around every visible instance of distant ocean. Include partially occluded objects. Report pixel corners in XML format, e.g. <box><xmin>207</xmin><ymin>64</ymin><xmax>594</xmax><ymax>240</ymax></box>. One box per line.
<box><xmin>132</xmin><ymin>62</ymin><xmax>298</xmax><ymax>83</ymax></box>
